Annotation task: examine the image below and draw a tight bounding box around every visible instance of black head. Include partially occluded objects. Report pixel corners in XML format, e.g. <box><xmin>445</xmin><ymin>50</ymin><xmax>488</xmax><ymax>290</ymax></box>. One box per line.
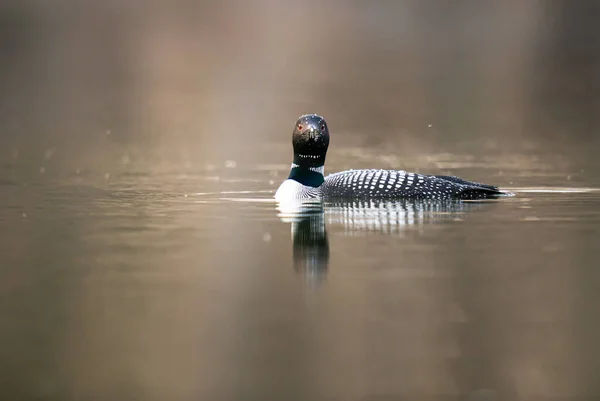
<box><xmin>292</xmin><ymin>114</ymin><xmax>330</xmax><ymax>168</ymax></box>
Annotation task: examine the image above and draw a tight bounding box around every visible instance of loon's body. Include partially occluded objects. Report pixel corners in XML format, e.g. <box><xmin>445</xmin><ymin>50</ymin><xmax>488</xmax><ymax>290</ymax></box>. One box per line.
<box><xmin>275</xmin><ymin>114</ymin><xmax>511</xmax><ymax>202</ymax></box>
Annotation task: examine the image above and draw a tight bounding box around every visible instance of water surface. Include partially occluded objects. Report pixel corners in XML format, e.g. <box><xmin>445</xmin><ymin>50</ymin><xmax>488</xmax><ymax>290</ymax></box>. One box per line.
<box><xmin>2</xmin><ymin>160</ymin><xmax>600</xmax><ymax>400</ymax></box>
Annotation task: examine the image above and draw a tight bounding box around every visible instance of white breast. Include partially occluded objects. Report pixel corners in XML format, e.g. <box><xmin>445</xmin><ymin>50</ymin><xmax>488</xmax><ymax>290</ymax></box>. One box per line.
<box><xmin>275</xmin><ymin>179</ymin><xmax>321</xmax><ymax>202</ymax></box>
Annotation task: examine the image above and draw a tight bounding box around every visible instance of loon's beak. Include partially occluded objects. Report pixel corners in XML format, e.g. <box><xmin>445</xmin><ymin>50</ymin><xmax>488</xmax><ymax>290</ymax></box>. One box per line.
<box><xmin>304</xmin><ymin>125</ymin><xmax>321</xmax><ymax>139</ymax></box>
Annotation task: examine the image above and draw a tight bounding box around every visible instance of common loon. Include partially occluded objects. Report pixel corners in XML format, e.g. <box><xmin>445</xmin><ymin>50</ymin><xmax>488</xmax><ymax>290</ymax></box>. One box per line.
<box><xmin>275</xmin><ymin>114</ymin><xmax>511</xmax><ymax>202</ymax></box>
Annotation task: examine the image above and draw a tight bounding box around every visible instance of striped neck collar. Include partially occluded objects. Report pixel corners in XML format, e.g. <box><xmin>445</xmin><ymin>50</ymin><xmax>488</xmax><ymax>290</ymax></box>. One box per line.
<box><xmin>291</xmin><ymin>163</ymin><xmax>324</xmax><ymax>175</ymax></box>
<box><xmin>288</xmin><ymin>164</ymin><xmax>325</xmax><ymax>187</ymax></box>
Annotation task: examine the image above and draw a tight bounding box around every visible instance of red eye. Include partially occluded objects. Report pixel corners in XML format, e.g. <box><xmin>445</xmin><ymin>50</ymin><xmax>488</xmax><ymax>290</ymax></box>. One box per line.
<box><xmin>320</xmin><ymin>124</ymin><xmax>326</xmax><ymax>131</ymax></box>
<box><xmin>298</xmin><ymin>125</ymin><xmax>303</xmax><ymax>130</ymax></box>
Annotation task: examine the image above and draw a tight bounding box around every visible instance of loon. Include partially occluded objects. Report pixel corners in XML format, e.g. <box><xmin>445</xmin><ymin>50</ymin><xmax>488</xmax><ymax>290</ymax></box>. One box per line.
<box><xmin>275</xmin><ymin>114</ymin><xmax>511</xmax><ymax>202</ymax></box>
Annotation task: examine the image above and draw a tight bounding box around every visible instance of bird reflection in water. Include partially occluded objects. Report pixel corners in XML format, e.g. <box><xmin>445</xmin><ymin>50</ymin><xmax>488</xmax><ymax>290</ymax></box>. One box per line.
<box><xmin>324</xmin><ymin>199</ymin><xmax>484</xmax><ymax>235</ymax></box>
<box><xmin>277</xmin><ymin>199</ymin><xmax>490</xmax><ymax>286</ymax></box>
<box><xmin>277</xmin><ymin>201</ymin><xmax>329</xmax><ymax>287</ymax></box>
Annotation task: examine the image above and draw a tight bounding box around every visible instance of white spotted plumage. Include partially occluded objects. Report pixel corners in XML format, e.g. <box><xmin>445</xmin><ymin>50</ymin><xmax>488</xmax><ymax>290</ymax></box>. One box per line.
<box><xmin>320</xmin><ymin>169</ymin><xmax>479</xmax><ymax>200</ymax></box>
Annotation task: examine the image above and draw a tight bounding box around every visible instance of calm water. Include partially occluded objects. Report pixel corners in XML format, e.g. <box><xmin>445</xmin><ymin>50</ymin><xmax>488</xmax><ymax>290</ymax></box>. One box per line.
<box><xmin>2</xmin><ymin>155</ymin><xmax>600</xmax><ymax>400</ymax></box>
<box><xmin>2</xmin><ymin>1</ymin><xmax>600</xmax><ymax>400</ymax></box>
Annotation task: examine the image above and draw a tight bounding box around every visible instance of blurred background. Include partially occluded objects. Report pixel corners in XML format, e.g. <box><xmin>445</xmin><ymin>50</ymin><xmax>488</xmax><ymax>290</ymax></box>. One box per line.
<box><xmin>1</xmin><ymin>1</ymin><xmax>600</xmax><ymax>400</ymax></box>
<box><xmin>1</xmin><ymin>0</ymin><xmax>599</xmax><ymax>179</ymax></box>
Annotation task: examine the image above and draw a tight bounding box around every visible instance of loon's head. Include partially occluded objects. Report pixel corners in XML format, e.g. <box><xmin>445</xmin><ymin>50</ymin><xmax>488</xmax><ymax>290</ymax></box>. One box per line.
<box><xmin>292</xmin><ymin>114</ymin><xmax>329</xmax><ymax>168</ymax></box>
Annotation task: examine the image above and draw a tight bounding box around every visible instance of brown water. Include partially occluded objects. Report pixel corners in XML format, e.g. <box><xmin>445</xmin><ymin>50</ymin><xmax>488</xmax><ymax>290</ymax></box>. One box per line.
<box><xmin>2</xmin><ymin>159</ymin><xmax>600</xmax><ymax>401</ymax></box>
<box><xmin>2</xmin><ymin>1</ymin><xmax>600</xmax><ymax>400</ymax></box>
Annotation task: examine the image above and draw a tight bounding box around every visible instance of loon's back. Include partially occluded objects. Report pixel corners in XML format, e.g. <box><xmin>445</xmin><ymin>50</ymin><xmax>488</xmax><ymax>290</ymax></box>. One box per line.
<box><xmin>322</xmin><ymin>169</ymin><xmax>506</xmax><ymax>200</ymax></box>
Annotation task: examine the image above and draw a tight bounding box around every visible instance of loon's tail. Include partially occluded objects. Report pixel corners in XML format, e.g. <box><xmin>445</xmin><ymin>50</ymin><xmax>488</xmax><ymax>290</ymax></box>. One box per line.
<box><xmin>431</xmin><ymin>175</ymin><xmax>499</xmax><ymax>191</ymax></box>
<box><xmin>459</xmin><ymin>186</ymin><xmax>513</xmax><ymax>199</ymax></box>
<box><xmin>431</xmin><ymin>175</ymin><xmax>513</xmax><ymax>198</ymax></box>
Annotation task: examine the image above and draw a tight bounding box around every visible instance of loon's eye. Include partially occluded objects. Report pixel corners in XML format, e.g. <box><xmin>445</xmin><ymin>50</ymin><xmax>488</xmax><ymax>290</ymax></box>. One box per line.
<box><xmin>298</xmin><ymin>125</ymin><xmax>303</xmax><ymax>131</ymax></box>
<box><xmin>320</xmin><ymin>124</ymin><xmax>326</xmax><ymax>131</ymax></box>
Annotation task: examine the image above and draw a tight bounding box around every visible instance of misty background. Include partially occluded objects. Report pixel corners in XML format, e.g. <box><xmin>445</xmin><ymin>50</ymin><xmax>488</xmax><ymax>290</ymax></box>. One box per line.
<box><xmin>1</xmin><ymin>0</ymin><xmax>599</xmax><ymax>181</ymax></box>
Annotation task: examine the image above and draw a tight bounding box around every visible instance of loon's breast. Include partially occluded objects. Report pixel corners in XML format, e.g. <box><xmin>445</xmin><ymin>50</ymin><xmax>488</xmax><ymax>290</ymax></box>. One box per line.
<box><xmin>274</xmin><ymin>179</ymin><xmax>322</xmax><ymax>202</ymax></box>
<box><xmin>321</xmin><ymin>169</ymin><xmax>504</xmax><ymax>200</ymax></box>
